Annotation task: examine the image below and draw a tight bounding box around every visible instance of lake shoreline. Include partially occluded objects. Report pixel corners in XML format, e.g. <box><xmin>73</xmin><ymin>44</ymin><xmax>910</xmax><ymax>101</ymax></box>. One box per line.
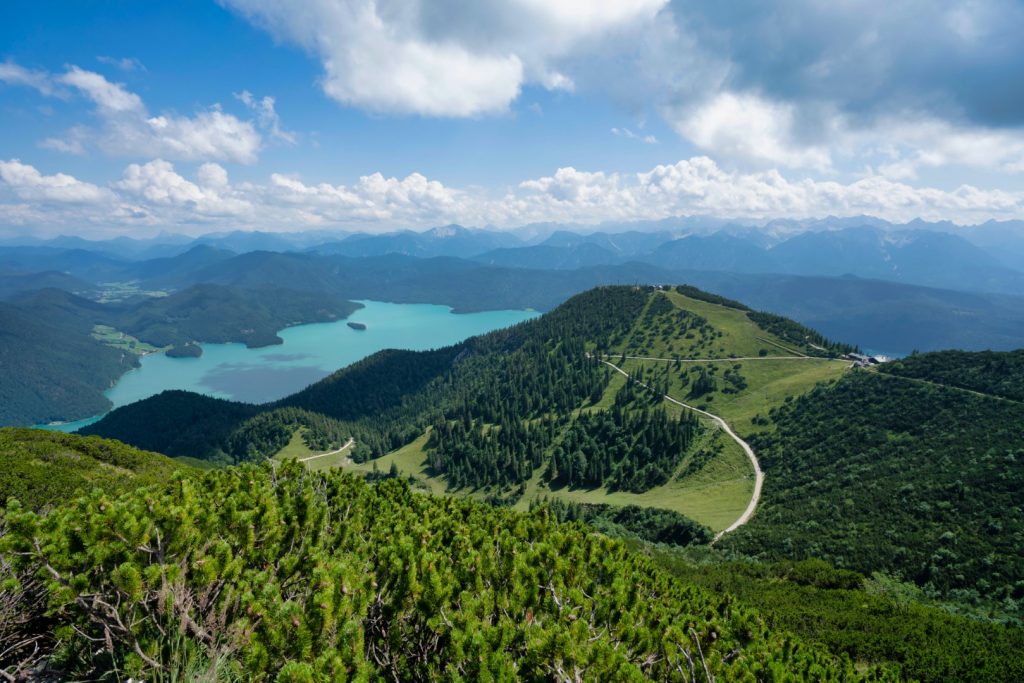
<box><xmin>36</xmin><ymin>301</ymin><xmax>538</xmax><ymax>433</ymax></box>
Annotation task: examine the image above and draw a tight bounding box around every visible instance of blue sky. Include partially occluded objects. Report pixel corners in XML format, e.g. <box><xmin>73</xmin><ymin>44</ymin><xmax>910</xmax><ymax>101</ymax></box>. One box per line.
<box><xmin>2</xmin><ymin>0</ymin><xmax>1024</xmax><ymax>236</ymax></box>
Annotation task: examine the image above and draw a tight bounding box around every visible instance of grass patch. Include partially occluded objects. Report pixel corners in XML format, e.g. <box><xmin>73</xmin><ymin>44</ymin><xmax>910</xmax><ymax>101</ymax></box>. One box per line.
<box><xmin>272</xmin><ymin>429</ymin><xmax>315</xmax><ymax>461</ymax></box>
<box><xmin>91</xmin><ymin>324</ymin><xmax>164</xmax><ymax>355</ymax></box>
<box><xmin>623</xmin><ymin>357</ymin><xmax>849</xmax><ymax>433</ymax></box>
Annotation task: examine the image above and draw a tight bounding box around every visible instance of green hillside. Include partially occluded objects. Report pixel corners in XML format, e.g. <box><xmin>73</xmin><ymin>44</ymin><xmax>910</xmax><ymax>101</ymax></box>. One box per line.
<box><xmin>881</xmin><ymin>348</ymin><xmax>1024</xmax><ymax>402</ymax></box>
<box><xmin>0</xmin><ymin>427</ymin><xmax>195</xmax><ymax>511</ymax></box>
<box><xmin>0</xmin><ymin>300</ymin><xmax>137</xmax><ymax>425</ymax></box>
<box><xmin>7</xmin><ymin>285</ymin><xmax>1024</xmax><ymax>680</ymax></box>
<box><xmin>114</xmin><ymin>283</ymin><xmax>363</xmax><ymax>349</ymax></box>
<box><xmin>656</xmin><ymin>553</ymin><xmax>1024</xmax><ymax>682</ymax></box>
<box><xmin>718</xmin><ymin>368</ymin><xmax>1024</xmax><ymax>618</ymax></box>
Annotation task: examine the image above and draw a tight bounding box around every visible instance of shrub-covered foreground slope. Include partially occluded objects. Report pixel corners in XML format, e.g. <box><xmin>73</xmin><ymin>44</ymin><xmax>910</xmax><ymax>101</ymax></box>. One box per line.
<box><xmin>1</xmin><ymin>461</ymin><xmax>889</xmax><ymax>681</ymax></box>
<box><xmin>0</xmin><ymin>427</ymin><xmax>193</xmax><ymax>511</ymax></box>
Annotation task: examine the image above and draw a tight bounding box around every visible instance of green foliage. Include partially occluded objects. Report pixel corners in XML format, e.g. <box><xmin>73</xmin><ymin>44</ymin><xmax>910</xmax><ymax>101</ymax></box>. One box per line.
<box><xmin>720</xmin><ymin>370</ymin><xmax>1024</xmax><ymax>617</ymax></box>
<box><xmin>226</xmin><ymin>408</ymin><xmax>352</xmax><ymax>463</ymax></box>
<box><xmin>81</xmin><ymin>391</ymin><xmax>261</xmax><ymax>464</ymax></box>
<box><xmin>1</xmin><ymin>463</ymin><xmax>882</xmax><ymax>681</ymax></box>
<box><xmin>688</xmin><ymin>366</ymin><xmax>718</xmax><ymax>399</ymax></box>
<box><xmin>656</xmin><ymin>552</ymin><xmax>1024</xmax><ymax>683</ymax></box>
<box><xmin>427</xmin><ymin>414</ymin><xmax>560</xmax><ymax>490</ymax></box>
<box><xmin>0</xmin><ymin>427</ymin><xmax>194</xmax><ymax>512</ymax></box>
<box><xmin>882</xmin><ymin>349</ymin><xmax>1024</xmax><ymax>401</ymax></box>
<box><xmin>166</xmin><ymin>342</ymin><xmax>202</xmax><ymax>358</ymax></box>
<box><xmin>623</xmin><ymin>293</ymin><xmax>720</xmax><ymax>359</ymax></box>
<box><xmin>283</xmin><ymin>346</ymin><xmax>463</xmax><ymax>422</ymax></box>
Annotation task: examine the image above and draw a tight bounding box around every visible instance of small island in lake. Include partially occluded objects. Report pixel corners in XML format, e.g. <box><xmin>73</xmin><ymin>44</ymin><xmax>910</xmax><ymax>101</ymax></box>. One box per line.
<box><xmin>347</xmin><ymin>321</ymin><xmax>367</xmax><ymax>331</ymax></box>
<box><xmin>166</xmin><ymin>342</ymin><xmax>203</xmax><ymax>358</ymax></box>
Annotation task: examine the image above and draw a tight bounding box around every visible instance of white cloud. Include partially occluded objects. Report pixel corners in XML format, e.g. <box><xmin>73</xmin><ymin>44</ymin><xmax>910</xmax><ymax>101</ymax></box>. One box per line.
<box><xmin>611</xmin><ymin>127</ymin><xmax>658</xmax><ymax>144</ymax></box>
<box><xmin>3</xmin><ymin>62</ymin><xmax>277</xmax><ymax>164</ymax></box>
<box><xmin>59</xmin><ymin>66</ymin><xmax>143</xmax><ymax>113</ymax></box>
<box><xmin>116</xmin><ymin>159</ymin><xmax>251</xmax><ymax>217</ymax></box>
<box><xmin>235</xmin><ymin>90</ymin><xmax>296</xmax><ymax>144</ymax></box>
<box><xmin>268</xmin><ymin>170</ymin><xmax>465</xmax><ymax>223</ymax></box>
<box><xmin>138</xmin><ymin>109</ymin><xmax>262</xmax><ymax>164</ymax></box>
<box><xmin>511</xmin><ymin>157</ymin><xmax>1024</xmax><ymax>225</ymax></box>
<box><xmin>668</xmin><ymin>92</ymin><xmax>833</xmax><ymax>172</ymax></box>
<box><xmin>0</xmin><ymin>159</ymin><xmax>112</xmax><ymax>203</ymax></box>
<box><xmin>40</xmin><ymin>133</ymin><xmax>87</xmax><ymax>155</ymax></box>
<box><xmin>219</xmin><ymin>0</ymin><xmax>667</xmax><ymax>116</ymax></box>
<box><xmin>96</xmin><ymin>56</ymin><xmax>146</xmax><ymax>72</ymax></box>
<box><xmin>4</xmin><ymin>156</ymin><xmax>1024</xmax><ymax>237</ymax></box>
<box><xmin>0</xmin><ymin>61</ymin><xmax>61</xmax><ymax>97</ymax></box>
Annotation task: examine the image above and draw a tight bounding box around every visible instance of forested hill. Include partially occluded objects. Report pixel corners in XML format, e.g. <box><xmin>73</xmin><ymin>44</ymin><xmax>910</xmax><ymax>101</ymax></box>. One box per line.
<box><xmin>881</xmin><ymin>349</ymin><xmax>1024</xmax><ymax>402</ymax></box>
<box><xmin>0</xmin><ymin>300</ymin><xmax>133</xmax><ymax>425</ymax></box>
<box><xmin>8</xmin><ymin>287</ymin><xmax>1024</xmax><ymax>680</ymax></box>
<box><xmin>719</xmin><ymin>366</ymin><xmax>1024</xmax><ymax>617</ymax></box>
<box><xmin>84</xmin><ymin>285</ymin><xmax>845</xmax><ymax>467</ymax></box>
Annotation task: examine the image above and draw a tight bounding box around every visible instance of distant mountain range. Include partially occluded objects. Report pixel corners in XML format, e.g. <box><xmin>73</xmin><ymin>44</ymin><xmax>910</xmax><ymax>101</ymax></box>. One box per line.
<box><xmin>4</xmin><ymin>217</ymin><xmax>1022</xmax><ymax>295</ymax></box>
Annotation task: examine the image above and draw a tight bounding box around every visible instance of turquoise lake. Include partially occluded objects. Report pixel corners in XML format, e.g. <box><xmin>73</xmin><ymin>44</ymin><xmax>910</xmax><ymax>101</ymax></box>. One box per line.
<box><xmin>47</xmin><ymin>301</ymin><xmax>538</xmax><ymax>432</ymax></box>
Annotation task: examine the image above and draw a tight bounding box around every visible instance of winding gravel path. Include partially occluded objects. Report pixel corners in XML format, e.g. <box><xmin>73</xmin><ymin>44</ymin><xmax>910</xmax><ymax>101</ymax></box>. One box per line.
<box><xmin>298</xmin><ymin>438</ymin><xmax>355</xmax><ymax>462</ymax></box>
<box><xmin>597</xmin><ymin>358</ymin><xmax>763</xmax><ymax>541</ymax></box>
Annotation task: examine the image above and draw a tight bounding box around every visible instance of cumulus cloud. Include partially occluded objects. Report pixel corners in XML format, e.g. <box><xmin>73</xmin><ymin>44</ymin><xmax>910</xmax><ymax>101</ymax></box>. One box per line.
<box><xmin>219</xmin><ymin>0</ymin><xmax>667</xmax><ymax>116</ymax></box>
<box><xmin>652</xmin><ymin>1</ymin><xmax>1024</xmax><ymax>173</ymax></box>
<box><xmin>667</xmin><ymin>93</ymin><xmax>832</xmax><ymax>171</ymax></box>
<box><xmin>0</xmin><ymin>159</ymin><xmax>112</xmax><ymax>203</ymax></box>
<box><xmin>1</xmin><ymin>62</ymin><xmax>290</xmax><ymax>164</ymax></box>
<box><xmin>3</xmin><ymin>156</ymin><xmax>1024</xmax><ymax>236</ymax></box>
<box><xmin>213</xmin><ymin>1</ymin><xmax>1024</xmax><ymax>178</ymax></box>
<box><xmin>116</xmin><ymin>160</ymin><xmax>252</xmax><ymax>217</ymax></box>
<box><xmin>659</xmin><ymin>0</ymin><xmax>1024</xmax><ymax>129</ymax></box>
<box><xmin>59</xmin><ymin>66</ymin><xmax>144</xmax><ymax>114</ymax></box>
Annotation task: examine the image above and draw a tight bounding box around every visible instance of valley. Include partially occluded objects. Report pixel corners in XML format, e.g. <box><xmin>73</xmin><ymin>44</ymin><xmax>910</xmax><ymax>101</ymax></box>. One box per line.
<box><xmin>5</xmin><ymin>6</ymin><xmax>1023</xmax><ymax>677</ymax></box>
<box><xmin>4</xmin><ymin>282</ymin><xmax>1023</xmax><ymax>681</ymax></box>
